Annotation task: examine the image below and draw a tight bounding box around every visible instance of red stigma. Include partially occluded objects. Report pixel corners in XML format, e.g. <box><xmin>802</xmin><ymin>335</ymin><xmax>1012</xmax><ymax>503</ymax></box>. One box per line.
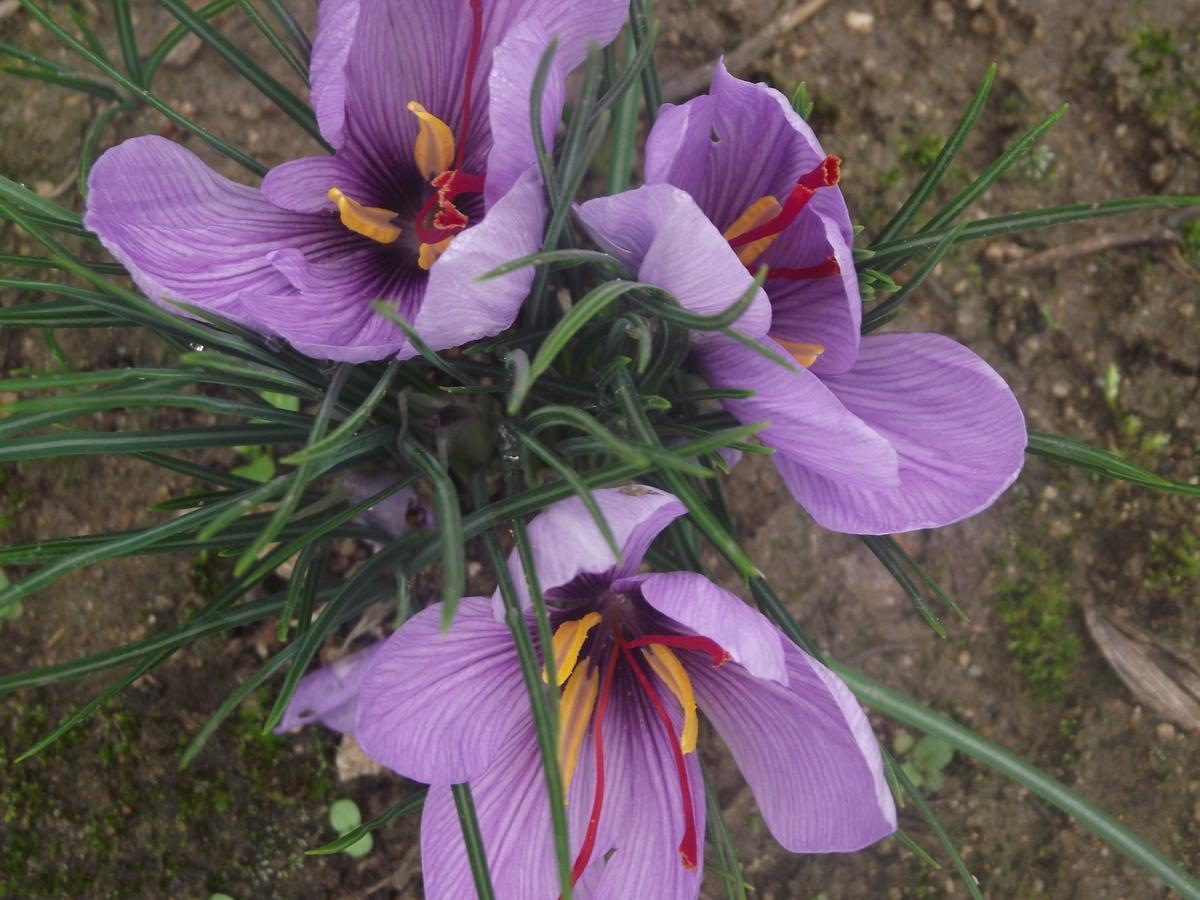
<box><xmin>569</xmin><ymin>640</ymin><xmax>620</xmax><ymax>888</ymax></box>
<box><xmin>623</xmin><ymin>634</ymin><xmax>730</xmax><ymax>668</ymax></box>
<box><xmin>766</xmin><ymin>254</ymin><xmax>842</xmax><ymax>281</ymax></box>
<box><xmin>727</xmin><ymin>155</ymin><xmax>841</xmax><ymax>251</ymax></box>
<box><xmin>619</xmin><ymin>635</ymin><xmax>700</xmax><ymax>871</ymax></box>
<box><xmin>454</xmin><ymin>0</ymin><xmax>485</xmax><ymax>172</ymax></box>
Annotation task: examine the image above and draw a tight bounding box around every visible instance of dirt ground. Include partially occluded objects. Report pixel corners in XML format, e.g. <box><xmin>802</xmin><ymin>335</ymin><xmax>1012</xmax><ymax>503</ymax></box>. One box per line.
<box><xmin>2</xmin><ymin>0</ymin><xmax>1198</xmax><ymax>897</ymax></box>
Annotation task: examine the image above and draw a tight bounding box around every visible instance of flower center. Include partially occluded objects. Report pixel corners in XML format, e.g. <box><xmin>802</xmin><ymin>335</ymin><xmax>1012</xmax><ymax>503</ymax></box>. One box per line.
<box><xmin>546</xmin><ymin>613</ymin><xmax>731</xmax><ymax>887</ymax></box>
<box><xmin>722</xmin><ymin>155</ymin><xmax>843</xmax><ymax>368</ymax></box>
<box><xmin>324</xmin><ymin>0</ymin><xmax>487</xmax><ymax>269</ymax></box>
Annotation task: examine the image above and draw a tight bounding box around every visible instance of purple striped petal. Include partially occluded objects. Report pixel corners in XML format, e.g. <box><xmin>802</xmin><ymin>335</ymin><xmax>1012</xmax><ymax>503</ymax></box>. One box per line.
<box><xmin>694</xmin><ymin>336</ymin><xmax>899</xmax><ymax>489</ymax></box>
<box><xmin>690</xmin><ymin>641</ymin><xmax>896</xmax><ymax>852</ymax></box>
<box><xmin>645</xmin><ymin>60</ymin><xmax>845</xmax><ymax>233</ymax></box>
<box><xmin>83</xmin><ymin>136</ymin><xmax>343</xmax><ymax>325</ymax></box>
<box><xmin>617</xmin><ymin>571</ymin><xmax>786</xmax><ymax>683</ymax></box>
<box><xmin>274</xmin><ymin>641</ymin><xmax>383</xmax><ymax>734</ymax></box>
<box><xmin>261</xmin><ymin>153</ymin><xmax>375</xmax><ymax>214</ymax></box>
<box><xmin>577</xmin><ymin>184</ymin><xmax>772</xmax><ymax>341</ymax></box>
<box><xmin>499</xmin><ymin>486</ymin><xmax>685</xmax><ymax>613</ymax></box>
<box><xmin>356</xmin><ymin>597</ymin><xmax>528</xmax><ymax>784</ymax></box>
<box><xmin>780</xmin><ymin>332</ymin><xmax>1026</xmax><ymax>533</ymax></box>
<box><xmin>407</xmin><ymin>165</ymin><xmax>545</xmax><ymax>357</ymax></box>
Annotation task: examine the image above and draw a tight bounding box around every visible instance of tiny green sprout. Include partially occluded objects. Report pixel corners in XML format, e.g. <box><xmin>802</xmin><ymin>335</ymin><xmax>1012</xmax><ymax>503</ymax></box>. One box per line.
<box><xmin>329</xmin><ymin>798</ymin><xmax>374</xmax><ymax>859</ymax></box>
<box><xmin>1103</xmin><ymin>362</ymin><xmax>1121</xmax><ymax>410</ymax></box>
<box><xmin>209</xmin><ymin>894</ymin><xmax>235</xmax><ymax>900</ymax></box>
<box><xmin>897</xmin><ymin>734</ymin><xmax>955</xmax><ymax>790</ymax></box>
<box><xmin>790</xmin><ymin>81</ymin><xmax>814</xmax><ymax>119</ymax></box>
<box><xmin>230</xmin><ymin>446</ymin><xmax>276</xmax><ymax>483</ymax></box>
<box><xmin>1141</xmin><ymin>432</ymin><xmax>1171</xmax><ymax>453</ymax></box>
<box><xmin>261</xmin><ymin>389</ymin><xmax>301</xmax><ymax>412</ymax></box>
<box><xmin>892</xmin><ymin>728</ymin><xmax>916</xmax><ymax>755</ymax></box>
<box><xmin>0</xmin><ymin>570</ymin><xmax>18</xmax><ymax>623</ymax></box>
<box><xmin>329</xmin><ymin>798</ymin><xmax>363</xmax><ymax>832</ymax></box>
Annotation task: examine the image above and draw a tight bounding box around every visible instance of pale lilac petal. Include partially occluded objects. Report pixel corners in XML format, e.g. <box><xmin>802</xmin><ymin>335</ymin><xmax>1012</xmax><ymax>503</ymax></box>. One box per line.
<box><xmin>644</xmin><ymin>60</ymin><xmax>840</xmax><ymax>232</ymax></box>
<box><xmin>420</xmin><ymin>715</ymin><xmax>599</xmax><ymax>899</ymax></box>
<box><xmin>343</xmin><ymin>472</ymin><xmax>435</xmax><ymax>538</ymax></box>
<box><xmin>618</xmin><ymin>571</ymin><xmax>786</xmax><ymax>683</ymax></box>
<box><xmin>407</xmin><ymin>166</ymin><xmax>545</xmax><ymax>356</ymax></box>
<box><xmin>578</xmin><ymin>184</ymin><xmax>772</xmax><ymax>341</ymax></box>
<box><xmin>261</xmin><ymin>154</ymin><xmax>373</xmax><ymax>214</ymax></box>
<box><xmin>84</xmin><ymin>136</ymin><xmax>340</xmax><ymax>323</ymax></box>
<box><xmin>500</xmin><ymin>486</ymin><xmax>685</xmax><ymax>613</ymax></box>
<box><xmin>356</xmin><ymin>597</ymin><xmax>528</xmax><ymax>784</ymax></box>
<box><xmin>690</xmin><ymin>641</ymin><xmax>896</xmax><ymax>852</ymax></box>
<box><xmin>580</xmin><ymin>672</ymin><xmax>706</xmax><ymax>897</ymax></box>
<box><xmin>781</xmin><ymin>333</ymin><xmax>1026</xmax><ymax>533</ymax></box>
<box><xmin>308</xmin><ymin>0</ymin><xmax>358</xmax><ymax>148</ymax></box>
<box><xmin>274</xmin><ymin>642</ymin><xmax>382</xmax><ymax>734</ymax></box>
<box><xmin>694</xmin><ymin>336</ymin><xmax>899</xmax><ymax>488</ymax></box>
<box><xmin>251</xmin><ymin>246</ymin><xmax>417</xmax><ymax>362</ymax></box>
<box><xmin>761</xmin><ymin>207</ymin><xmax>861</xmax><ymax>376</ymax></box>
<box><xmin>485</xmin><ymin>18</ymin><xmax>565</xmax><ymax>206</ymax></box>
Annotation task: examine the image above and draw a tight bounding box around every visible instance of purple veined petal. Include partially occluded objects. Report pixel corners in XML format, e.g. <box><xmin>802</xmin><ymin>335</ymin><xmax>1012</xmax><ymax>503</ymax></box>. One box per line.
<box><xmin>780</xmin><ymin>332</ymin><xmax>1027</xmax><ymax>534</ymax></box>
<box><xmin>617</xmin><ymin>571</ymin><xmax>787</xmax><ymax>684</ymax></box>
<box><xmin>690</xmin><ymin>640</ymin><xmax>897</xmax><ymax>853</ymax></box>
<box><xmin>250</xmin><ymin>245</ymin><xmax>417</xmax><ymax>362</ymax></box>
<box><xmin>356</xmin><ymin>596</ymin><xmax>530</xmax><ymax>784</ymax></box>
<box><xmin>693</xmin><ymin>336</ymin><xmax>900</xmax><ymax>489</ymax></box>
<box><xmin>576</xmin><ymin>670</ymin><xmax>706</xmax><ymax>897</ymax></box>
<box><xmin>760</xmin><ymin>205</ymin><xmax>861</xmax><ymax>376</ymax></box>
<box><xmin>577</xmin><ymin>184</ymin><xmax>772</xmax><ymax>342</ymax></box>
<box><xmin>484</xmin><ymin>17</ymin><xmax>565</xmax><ymax>207</ymax></box>
<box><xmin>497</xmin><ymin>485</ymin><xmax>686</xmax><ymax>615</ymax></box>
<box><xmin>307</xmin><ymin>0</ymin><xmax>625</xmax><ymax>174</ymax></box>
<box><xmin>261</xmin><ymin>153</ymin><xmax>377</xmax><ymax>214</ymax></box>
<box><xmin>644</xmin><ymin>59</ymin><xmax>835</xmax><ymax>232</ymax></box>
<box><xmin>83</xmin><ymin>136</ymin><xmax>343</xmax><ymax>325</ymax></box>
<box><xmin>274</xmin><ymin>641</ymin><xmax>383</xmax><ymax>735</ymax></box>
<box><xmin>406</xmin><ymin>165</ymin><xmax>545</xmax><ymax>356</ymax></box>
<box><xmin>343</xmin><ymin>471</ymin><xmax>436</xmax><ymax>539</ymax></box>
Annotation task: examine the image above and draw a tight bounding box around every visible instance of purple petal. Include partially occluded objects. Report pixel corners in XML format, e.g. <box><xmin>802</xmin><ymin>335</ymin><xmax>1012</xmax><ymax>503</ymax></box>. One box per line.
<box><xmin>645</xmin><ymin>60</ymin><xmax>845</xmax><ymax>233</ymax></box>
<box><xmin>761</xmin><ymin>206</ymin><xmax>861</xmax><ymax>376</ymax></box>
<box><xmin>406</xmin><ymin>166</ymin><xmax>545</xmax><ymax>357</ymax></box>
<box><xmin>620</xmin><ymin>571</ymin><xmax>786</xmax><ymax>683</ymax></box>
<box><xmin>499</xmin><ymin>486</ymin><xmax>685</xmax><ymax>613</ymax></box>
<box><xmin>274</xmin><ymin>641</ymin><xmax>383</xmax><ymax>734</ymax></box>
<box><xmin>307</xmin><ymin>0</ymin><xmax>625</xmax><ymax>173</ymax></box>
<box><xmin>484</xmin><ymin>17</ymin><xmax>565</xmax><ymax>207</ymax></box>
<box><xmin>261</xmin><ymin>154</ymin><xmax>373</xmax><ymax>214</ymax></box>
<box><xmin>690</xmin><ymin>641</ymin><xmax>896</xmax><ymax>852</ymax></box>
<box><xmin>578</xmin><ymin>675</ymin><xmax>705</xmax><ymax>897</ymax></box>
<box><xmin>83</xmin><ymin>136</ymin><xmax>340</xmax><ymax>324</ymax></box>
<box><xmin>343</xmin><ymin>470</ymin><xmax>435</xmax><ymax>538</ymax></box>
<box><xmin>356</xmin><ymin>597</ymin><xmax>528</xmax><ymax>784</ymax></box>
<box><xmin>694</xmin><ymin>336</ymin><xmax>899</xmax><ymax>488</ymax></box>
<box><xmin>780</xmin><ymin>332</ymin><xmax>1027</xmax><ymax>533</ymax></box>
<box><xmin>251</xmin><ymin>246</ymin><xmax>416</xmax><ymax>362</ymax></box>
<box><xmin>577</xmin><ymin>184</ymin><xmax>772</xmax><ymax>341</ymax></box>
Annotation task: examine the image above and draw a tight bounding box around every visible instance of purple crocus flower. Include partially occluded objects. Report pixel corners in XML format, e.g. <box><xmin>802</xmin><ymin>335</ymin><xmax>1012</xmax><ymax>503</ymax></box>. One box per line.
<box><xmin>578</xmin><ymin>63</ymin><xmax>1027</xmax><ymax>535</ymax></box>
<box><xmin>84</xmin><ymin>0</ymin><xmax>626</xmax><ymax>362</ymax></box>
<box><xmin>351</xmin><ymin>486</ymin><xmax>895</xmax><ymax>898</ymax></box>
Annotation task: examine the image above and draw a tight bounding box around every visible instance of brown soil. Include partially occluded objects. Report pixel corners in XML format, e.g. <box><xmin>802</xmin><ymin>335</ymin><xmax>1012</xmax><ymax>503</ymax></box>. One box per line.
<box><xmin>2</xmin><ymin>1</ymin><xmax>1198</xmax><ymax>898</ymax></box>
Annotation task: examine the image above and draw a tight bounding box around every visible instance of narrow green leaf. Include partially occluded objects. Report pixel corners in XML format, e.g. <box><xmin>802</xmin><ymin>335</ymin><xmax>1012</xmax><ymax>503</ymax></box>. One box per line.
<box><xmin>280</xmin><ymin>360</ymin><xmax>400</xmax><ymax>464</ymax></box>
<box><xmin>142</xmin><ymin>0</ymin><xmax>237</xmax><ymax>82</ymax></box>
<box><xmin>235</xmin><ymin>0</ymin><xmax>308</xmax><ymax>83</ymax></box>
<box><xmin>111</xmin><ymin>0</ymin><xmax>143</xmax><ymax>84</ymax></box>
<box><xmin>452</xmin><ymin>784</ymin><xmax>497</xmax><ymax>900</ymax></box>
<box><xmin>1027</xmin><ymin>431</ymin><xmax>1200</xmax><ymax>496</ymax></box>
<box><xmin>862</xmin><ymin>222</ymin><xmax>966</xmax><ymax>332</ymax></box>
<box><xmin>0</xmin><ymin>62</ymin><xmax>123</xmax><ymax>100</ymax></box>
<box><xmin>400</xmin><ymin>438</ymin><xmax>465</xmax><ymax>629</ymax></box>
<box><xmin>861</xmin><ymin>536</ymin><xmax>947</xmax><ymax>638</ymax></box>
<box><xmin>479</xmin><ymin>248</ymin><xmax>627</xmax><ymax>281</ymax></box>
<box><xmin>0</xmin><ymin>424</ymin><xmax>306</xmax><ymax>464</ymax></box>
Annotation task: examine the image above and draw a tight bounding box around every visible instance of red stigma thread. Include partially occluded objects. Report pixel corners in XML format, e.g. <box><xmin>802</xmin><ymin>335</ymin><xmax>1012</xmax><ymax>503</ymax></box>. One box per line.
<box><xmin>620</xmin><ymin>635</ymin><xmax>700</xmax><ymax>871</ymax></box>
<box><xmin>727</xmin><ymin>155</ymin><xmax>841</xmax><ymax>251</ymax></box>
<box><xmin>454</xmin><ymin>0</ymin><xmax>485</xmax><ymax>172</ymax></box>
<box><xmin>569</xmin><ymin>639</ymin><xmax>621</xmax><ymax>888</ymax></box>
<box><xmin>767</xmin><ymin>254</ymin><xmax>842</xmax><ymax>281</ymax></box>
<box><xmin>623</xmin><ymin>634</ymin><xmax>730</xmax><ymax>669</ymax></box>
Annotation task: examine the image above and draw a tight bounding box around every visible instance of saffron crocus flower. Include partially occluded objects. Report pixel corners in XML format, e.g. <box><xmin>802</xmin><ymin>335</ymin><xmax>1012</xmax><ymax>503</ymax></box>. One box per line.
<box><xmin>85</xmin><ymin>0</ymin><xmax>626</xmax><ymax>362</ymax></box>
<box><xmin>354</xmin><ymin>486</ymin><xmax>895</xmax><ymax>898</ymax></box>
<box><xmin>579</xmin><ymin>63</ymin><xmax>1027</xmax><ymax>534</ymax></box>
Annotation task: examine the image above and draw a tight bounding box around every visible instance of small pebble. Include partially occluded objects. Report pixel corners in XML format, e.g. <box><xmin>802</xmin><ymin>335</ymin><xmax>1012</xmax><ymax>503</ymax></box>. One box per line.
<box><xmin>845</xmin><ymin>10</ymin><xmax>875</xmax><ymax>32</ymax></box>
<box><xmin>932</xmin><ymin>1</ymin><xmax>954</xmax><ymax>25</ymax></box>
<box><xmin>1156</xmin><ymin>722</ymin><xmax>1176</xmax><ymax>741</ymax></box>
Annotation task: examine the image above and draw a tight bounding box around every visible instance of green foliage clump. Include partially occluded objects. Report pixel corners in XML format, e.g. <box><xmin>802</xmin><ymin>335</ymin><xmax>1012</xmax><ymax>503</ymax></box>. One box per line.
<box><xmin>1126</xmin><ymin>26</ymin><xmax>1200</xmax><ymax>141</ymax></box>
<box><xmin>996</xmin><ymin>547</ymin><xmax>1081</xmax><ymax>701</ymax></box>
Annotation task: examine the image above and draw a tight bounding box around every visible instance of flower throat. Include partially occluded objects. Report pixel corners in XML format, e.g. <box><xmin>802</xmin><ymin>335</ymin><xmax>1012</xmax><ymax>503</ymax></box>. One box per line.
<box><xmin>326</xmin><ymin>0</ymin><xmax>487</xmax><ymax>270</ymax></box>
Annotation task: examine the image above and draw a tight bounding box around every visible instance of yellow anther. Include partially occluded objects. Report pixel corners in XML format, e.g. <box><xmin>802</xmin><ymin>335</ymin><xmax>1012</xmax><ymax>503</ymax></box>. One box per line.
<box><xmin>326</xmin><ymin>187</ymin><xmax>402</xmax><ymax>244</ymax></box>
<box><xmin>776</xmin><ymin>338</ymin><xmax>826</xmax><ymax>369</ymax></box>
<box><xmin>407</xmin><ymin>101</ymin><xmax>456</xmax><ymax>181</ymax></box>
<box><xmin>543</xmin><ymin>612</ymin><xmax>601</xmax><ymax>686</ymax></box>
<box><xmin>724</xmin><ymin>195</ymin><xmax>783</xmax><ymax>266</ymax></box>
<box><xmin>557</xmin><ymin>660</ymin><xmax>599</xmax><ymax>795</ymax></box>
<box><xmin>418</xmin><ymin>237</ymin><xmax>453</xmax><ymax>270</ymax></box>
<box><xmin>643</xmin><ymin>644</ymin><xmax>698</xmax><ymax>753</ymax></box>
